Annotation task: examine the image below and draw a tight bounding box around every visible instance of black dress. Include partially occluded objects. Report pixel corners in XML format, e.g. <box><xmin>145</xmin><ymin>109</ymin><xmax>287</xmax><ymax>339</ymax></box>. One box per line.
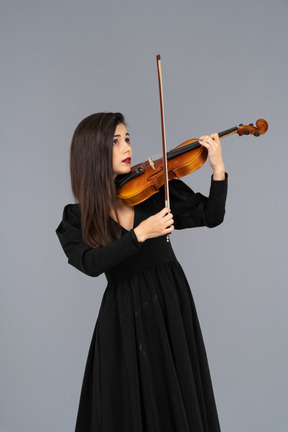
<box><xmin>56</xmin><ymin>176</ymin><xmax>228</xmax><ymax>432</ymax></box>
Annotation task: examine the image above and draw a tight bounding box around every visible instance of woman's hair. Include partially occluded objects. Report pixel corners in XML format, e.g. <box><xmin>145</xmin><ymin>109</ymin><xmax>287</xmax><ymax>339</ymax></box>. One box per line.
<box><xmin>70</xmin><ymin>112</ymin><xmax>125</xmax><ymax>247</ymax></box>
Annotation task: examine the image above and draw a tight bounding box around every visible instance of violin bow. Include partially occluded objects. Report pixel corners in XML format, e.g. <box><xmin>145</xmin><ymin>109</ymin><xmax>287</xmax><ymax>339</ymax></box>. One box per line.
<box><xmin>156</xmin><ymin>54</ymin><xmax>170</xmax><ymax>242</ymax></box>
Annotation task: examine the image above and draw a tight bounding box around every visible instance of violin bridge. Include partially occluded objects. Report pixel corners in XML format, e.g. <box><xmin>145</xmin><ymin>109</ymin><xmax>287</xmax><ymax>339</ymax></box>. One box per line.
<box><xmin>148</xmin><ymin>157</ymin><xmax>155</xmax><ymax>170</ymax></box>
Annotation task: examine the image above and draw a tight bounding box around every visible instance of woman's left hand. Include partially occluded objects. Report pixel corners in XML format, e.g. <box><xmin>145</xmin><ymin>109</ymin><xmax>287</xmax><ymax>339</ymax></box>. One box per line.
<box><xmin>198</xmin><ymin>133</ymin><xmax>225</xmax><ymax>180</ymax></box>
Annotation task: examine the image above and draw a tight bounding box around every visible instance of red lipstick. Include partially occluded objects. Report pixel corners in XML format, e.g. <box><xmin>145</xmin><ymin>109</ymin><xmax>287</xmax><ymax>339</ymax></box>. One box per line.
<box><xmin>122</xmin><ymin>158</ymin><xmax>131</xmax><ymax>163</ymax></box>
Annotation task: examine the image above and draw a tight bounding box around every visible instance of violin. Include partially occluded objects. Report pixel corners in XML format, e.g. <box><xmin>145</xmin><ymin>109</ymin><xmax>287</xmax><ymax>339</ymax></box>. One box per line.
<box><xmin>116</xmin><ymin>118</ymin><xmax>268</xmax><ymax>206</ymax></box>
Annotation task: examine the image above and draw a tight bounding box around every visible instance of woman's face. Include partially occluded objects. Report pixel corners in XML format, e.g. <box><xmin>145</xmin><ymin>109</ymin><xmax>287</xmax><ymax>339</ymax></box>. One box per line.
<box><xmin>112</xmin><ymin>123</ymin><xmax>132</xmax><ymax>177</ymax></box>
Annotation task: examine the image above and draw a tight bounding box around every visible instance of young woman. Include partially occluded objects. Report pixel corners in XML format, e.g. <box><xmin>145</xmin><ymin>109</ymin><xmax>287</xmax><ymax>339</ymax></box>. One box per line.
<box><xmin>56</xmin><ymin>112</ymin><xmax>227</xmax><ymax>432</ymax></box>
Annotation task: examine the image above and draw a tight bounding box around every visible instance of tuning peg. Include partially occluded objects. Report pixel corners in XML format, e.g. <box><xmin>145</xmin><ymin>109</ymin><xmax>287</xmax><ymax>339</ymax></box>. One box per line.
<box><xmin>244</xmin><ymin>130</ymin><xmax>250</xmax><ymax>135</ymax></box>
<box><xmin>249</xmin><ymin>123</ymin><xmax>254</xmax><ymax>126</ymax></box>
<box><xmin>254</xmin><ymin>132</ymin><xmax>260</xmax><ymax>137</ymax></box>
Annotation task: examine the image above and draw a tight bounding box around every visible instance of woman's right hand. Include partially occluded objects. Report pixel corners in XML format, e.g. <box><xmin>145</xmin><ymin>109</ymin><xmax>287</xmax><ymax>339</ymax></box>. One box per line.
<box><xmin>134</xmin><ymin>208</ymin><xmax>174</xmax><ymax>242</ymax></box>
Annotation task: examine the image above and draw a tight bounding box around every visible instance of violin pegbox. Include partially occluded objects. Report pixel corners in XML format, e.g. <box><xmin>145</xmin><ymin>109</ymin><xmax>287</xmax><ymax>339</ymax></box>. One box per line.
<box><xmin>237</xmin><ymin>119</ymin><xmax>268</xmax><ymax>137</ymax></box>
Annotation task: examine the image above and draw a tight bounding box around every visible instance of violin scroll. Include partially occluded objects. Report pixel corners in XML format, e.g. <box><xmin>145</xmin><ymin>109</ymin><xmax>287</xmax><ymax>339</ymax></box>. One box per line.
<box><xmin>237</xmin><ymin>119</ymin><xmax>268</xmax><ymax>137</ymax></box>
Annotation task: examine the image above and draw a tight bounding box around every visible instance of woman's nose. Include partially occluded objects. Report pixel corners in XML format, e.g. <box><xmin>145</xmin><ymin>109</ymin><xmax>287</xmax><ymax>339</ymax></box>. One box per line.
<box><xmin>123</xmin><ymin>142</ymin><xmax>131</xmax><ymax>153</ymax></box>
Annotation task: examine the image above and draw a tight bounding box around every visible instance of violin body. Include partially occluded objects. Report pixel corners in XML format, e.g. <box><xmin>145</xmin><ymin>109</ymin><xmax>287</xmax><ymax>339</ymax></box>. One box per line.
<box><xmin>116</xmin><ymin>119</ymin><xmax>268</xmax><ymax>206</ymax></box>
<box><xmin>117</xmin><ymin>140</ymin><xmax>208</xmax><ymax>206</ymax></box>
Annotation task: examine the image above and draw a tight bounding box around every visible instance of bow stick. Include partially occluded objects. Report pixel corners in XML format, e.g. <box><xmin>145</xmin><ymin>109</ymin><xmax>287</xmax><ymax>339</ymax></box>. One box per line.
<box><xmin>156</xmin><ymin>54</ymin><xmax>170</xmax><ymax>242</ymax></box>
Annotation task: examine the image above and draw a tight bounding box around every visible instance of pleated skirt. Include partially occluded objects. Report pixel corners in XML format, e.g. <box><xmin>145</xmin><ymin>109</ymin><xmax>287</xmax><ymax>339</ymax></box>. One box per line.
<box><xmin>75</xmin><ymin>260</ymin><xmax>221</xmax><ymax>432</ymax></box>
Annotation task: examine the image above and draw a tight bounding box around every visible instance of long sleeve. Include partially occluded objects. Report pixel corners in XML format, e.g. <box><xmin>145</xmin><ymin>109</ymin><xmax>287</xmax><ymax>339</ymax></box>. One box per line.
<box><xmin>56</xmin><ymin>204</ymin><xmax>142</xmax><ymax>277</ymax></box>
<box><xmin>157</xmin><ymin>174</ymin><xmax>228</xmax><ymax>229</ymax></box>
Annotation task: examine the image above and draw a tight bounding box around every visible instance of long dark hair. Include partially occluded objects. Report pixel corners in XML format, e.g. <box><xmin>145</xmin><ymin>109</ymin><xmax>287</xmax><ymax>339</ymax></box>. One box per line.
<box><xmin>70</xmin><ymin>112</ymin><xmax>125</xmax><ymax>247</ymax></box>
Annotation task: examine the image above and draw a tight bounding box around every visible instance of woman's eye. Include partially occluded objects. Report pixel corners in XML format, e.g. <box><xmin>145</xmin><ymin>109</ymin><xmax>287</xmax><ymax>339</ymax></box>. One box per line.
<box><xmin>125</xmin><ymin>138</ymin><xmax>130</xmax><ymax>144</ymax></box>
<box><xmin>113</xmin><ymin>139</ymin><xmax>118</xmax><ymax>146</ymax></box>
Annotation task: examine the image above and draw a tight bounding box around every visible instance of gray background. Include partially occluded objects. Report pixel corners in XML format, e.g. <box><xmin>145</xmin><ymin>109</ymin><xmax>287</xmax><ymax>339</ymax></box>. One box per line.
<box><xmin>1</xmin><ymin>0</ymin><xmax>287</xmax><ymax>431</ymax></box>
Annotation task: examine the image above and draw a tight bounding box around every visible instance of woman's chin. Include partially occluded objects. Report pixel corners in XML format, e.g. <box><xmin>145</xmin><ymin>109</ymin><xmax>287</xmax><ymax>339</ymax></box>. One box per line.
<box><xmin>113</xmin><ymin>166</ymin><xmax>131</xmax><ymax>178</ymax></box>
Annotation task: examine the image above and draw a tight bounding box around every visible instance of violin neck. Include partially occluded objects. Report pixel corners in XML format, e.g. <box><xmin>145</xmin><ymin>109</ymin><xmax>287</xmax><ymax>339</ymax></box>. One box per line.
<box><xmin>167</xmin><ymin>126</ymin><xmax>238</xmax><ymax>160</ymax></box>
<box><xmin>218</xmin><ymin>126</ymin><xmax>238</xmax><ymax>138</ymax></box>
